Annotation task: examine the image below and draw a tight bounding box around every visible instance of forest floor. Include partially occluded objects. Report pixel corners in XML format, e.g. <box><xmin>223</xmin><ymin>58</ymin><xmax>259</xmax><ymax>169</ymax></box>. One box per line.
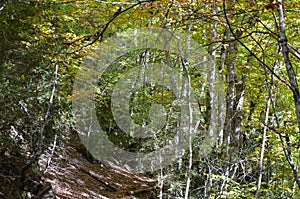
<box><xmin>40</xmin><ymin>137</ymin><xmax>157</xmax><ymax>199</ymax></box>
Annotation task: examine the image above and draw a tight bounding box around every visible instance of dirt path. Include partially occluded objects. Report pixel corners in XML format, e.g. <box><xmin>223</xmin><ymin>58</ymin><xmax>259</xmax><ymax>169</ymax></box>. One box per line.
<box><xmin>41</xmin><ymin>146</ymin><xmax>157</xmax><ymax>199</ymax></box>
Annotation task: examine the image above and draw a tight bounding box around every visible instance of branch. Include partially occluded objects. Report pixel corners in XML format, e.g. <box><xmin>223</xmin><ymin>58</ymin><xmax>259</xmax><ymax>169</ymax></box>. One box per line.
<box><xmin>53</xmin><ymin>0</ymin><xmax>138</xmax><ymax>5</ymax></box>
<box><xmin>202</xmin><ymin>30</ymin><xmax>272</xmax><ymax>48</ymax></box>
<box><xmin>65</xmin><ymin>0</ymin><xmax>155</xmax><ymax>54</ymax></box>
<box><xmin>257</xmin><ymin>15</ymin><xmax>300</xmax><ymax>61</ymax></box>
<box><xmin>222</xmin><ymin>0</ymin><xmax>292</xmax><ymax>90</ymax></box>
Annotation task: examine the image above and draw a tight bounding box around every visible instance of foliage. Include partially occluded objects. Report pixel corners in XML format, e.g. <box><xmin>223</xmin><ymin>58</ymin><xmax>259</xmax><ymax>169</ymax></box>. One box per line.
<box><xmin>1</xmin><ymin>0</ymin><xmax>300</xmax><ymax>198</ymax></box>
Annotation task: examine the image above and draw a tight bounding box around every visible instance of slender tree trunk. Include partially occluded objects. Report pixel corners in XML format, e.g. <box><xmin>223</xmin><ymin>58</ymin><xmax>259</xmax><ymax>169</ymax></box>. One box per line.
<box><xmin>184</xmin><ymin>23</ymin><xmax>193</xmax><ymax>199</ymax></box>
<box><xmin>256</xmin><ymin>95</ymin><xmax>271</xmax><ymax>198</ymax></box>
<box><xmin>158</xmin><ymin>168</ymin><xmax>164</xmax><ymax>199</ymax></box>
<box><xmin>278</xmin><ymin>0</ymin><xmax>300</xmax><ymax>132</ymax></box>
<box><xmin>277</xmin><ymin>0</ymin><xmax>300</xmax><ymax>189</ymax></box>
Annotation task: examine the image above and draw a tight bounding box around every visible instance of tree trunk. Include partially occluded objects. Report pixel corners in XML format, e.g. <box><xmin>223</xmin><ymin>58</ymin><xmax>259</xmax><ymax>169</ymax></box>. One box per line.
<box><xmin>256</xmin><ymin>95</ymin><xmax>271</xmax><ymax>198</ymax></box>
<box><xmin>277</xmin><ymin>0</ymin><xmax>300</xmax><ymax>189</ymax></box>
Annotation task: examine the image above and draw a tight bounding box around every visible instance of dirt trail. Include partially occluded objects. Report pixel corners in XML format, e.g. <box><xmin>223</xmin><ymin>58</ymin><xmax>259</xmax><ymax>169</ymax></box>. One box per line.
<box><xmin>41</xmin><ymin>146</ymin><xmax>157</xmax><ymax>199</ymax></box>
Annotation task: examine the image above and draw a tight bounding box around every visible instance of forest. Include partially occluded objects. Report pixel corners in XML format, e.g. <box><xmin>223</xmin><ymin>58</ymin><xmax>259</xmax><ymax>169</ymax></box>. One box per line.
<box><xmin>1</xmin><ymin>0</ymin><xmax>300</xmax><ymax>198</ymax></box>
